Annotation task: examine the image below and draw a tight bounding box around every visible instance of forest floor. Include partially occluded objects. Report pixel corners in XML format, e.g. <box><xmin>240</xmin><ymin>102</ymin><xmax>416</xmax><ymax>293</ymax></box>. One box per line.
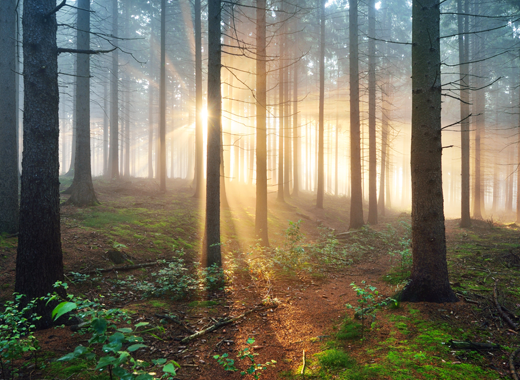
<box><xmin>1</xmin><ymin>178</ymin><xmax>520</xmax><ymax>379</ymax></box>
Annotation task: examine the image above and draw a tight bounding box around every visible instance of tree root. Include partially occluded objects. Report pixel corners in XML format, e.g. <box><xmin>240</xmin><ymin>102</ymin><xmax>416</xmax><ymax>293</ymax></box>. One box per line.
<box><xmin>510</xmin><ymin>348</ymin><xmax>520</xmax><ymax>380</ymax></box>
<box><xmin>180</xmin><ymin>304</ymin><xmax>277</xmax><ymax>344</ymax></box>
<box><xmin>493</xmin><ymin>280</ymin><xmax>518</xmax><ymax>330</ymax></box>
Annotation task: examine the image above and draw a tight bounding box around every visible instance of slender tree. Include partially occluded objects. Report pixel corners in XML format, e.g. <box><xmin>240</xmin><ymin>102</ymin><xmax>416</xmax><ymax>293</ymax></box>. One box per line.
<box><xmin>317</xmin><ymin>0</ymin><xmax>326</xmax><ymax>209</ymax></box>
<box><xmin>109</xmin><ymin>0</ymin><xmax>120</xmax><ymax>179</ymax></box>
<box><xmin>159</xmin><ymin>0</ymin><xmax>167</xmax><ymax>192</ymax></box>
<box><xmin>400</xmin><ymin>0</ymin><xmax>458</xmax><ymax>303</ymax></box>
<box><xmin>15</xmin><ymin>0</ymin><xmax>65</xmax><ymax>328</ymax></box>
<box><xmin>65</xmin><ymin>0</ymin><xmax>99</xmax><ymax>206</ymax></box>
<box><xmin>349</xmin><ymin>0</ymin><xmax>364</xmax><ymax>229</ymax></box>
<box><xmin>193</xmin><ymin>0</ymin><xmax>204</xmax><ymax>198</ymax></box>
<box><xmin>367</xmin><ymin>0</ymin><xmax>377</xmax><ymax>225</ymax></box>
<box><xmin>277</xmin><ymin>1</ymin><xmax>285</xmax><ymax>203</ymax></box>
<box><xmin>204</xmin><ymin>0</ymin><xmax>222</xmax><ymax>267</ymax></box>
<box><xmin>458</xmin><ymin>0</ymin><xmax>471</xmax><ymax>227</ymax></box>
<box><xmin>0</xmin><ymin>0</ymin><xmax>18</xmax><ymax>234</ymax></box>
<box><xmin>255</xmin><ymin>0</ymin><xmax>269</xmax><ymax>246</ymax></box>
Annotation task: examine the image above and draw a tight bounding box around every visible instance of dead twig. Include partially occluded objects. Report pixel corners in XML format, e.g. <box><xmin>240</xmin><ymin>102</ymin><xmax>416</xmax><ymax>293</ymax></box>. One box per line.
<box><xmin>493</xmin><ymin>281</ymin><xmax>518</xmax><ymax>330</ymax></box>
<box><xmin>301</xmin><ymin>350</ymin><xmax>306</xmax><ymax>375</ymax></box>
<box><xmin>510</xmin><ymin>348</ymin><xmax>520</xmax><ymax>380</ymax></box>
<box><xmin>180</xmin><ymin>304</ymin><xmax>276</xmax><ymax>344</ymax></box>
<box><xmin>155</xmin><ymin>313</ymin><xmax>196</xmax><ymax>334</ymax></box>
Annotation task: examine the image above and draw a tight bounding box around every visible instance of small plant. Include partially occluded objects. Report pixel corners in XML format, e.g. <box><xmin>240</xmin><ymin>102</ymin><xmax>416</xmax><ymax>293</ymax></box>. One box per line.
<box><xmin>0</xmin><ymin>294</ymin><xmax>41</xmax><ymax>379</ymax></box>
<box><xmin>52</xmin><ymin>288</ymin><xmax>179</xmax><ymax>379</ymax></box>
<box><xmin>346</xmin><ymin>281</ymin><xmax>396</xmax><ymax>340</ymax></box>
<box><xmin>214</xmin><ymin>338</ymin><xmax>276</xmax><ymax>379</ymax></box>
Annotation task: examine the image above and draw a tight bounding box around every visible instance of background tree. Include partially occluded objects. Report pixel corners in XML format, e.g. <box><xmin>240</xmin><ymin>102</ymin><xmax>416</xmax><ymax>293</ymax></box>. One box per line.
<box><xmin>316</xmin><ymin>0</ymin><xmax>325</xmax><ymax>209</ymax></box>
<box><xmin>64</xmin><ymin>0</ymin><xmax>99</xmax><ymax>206</ymax></box>
<box><xmin>367</xmin><ymin>0</ymin><xmax>378</xmax><ymax>225</ymax></box>
<box><xmin>400</xmin><ymin>0</ymin><xmax>458</xmax><ymax>303</ymax></box>
<box><xmin>109</xmin><ymin>0</ymin><xmax>120</xmax><ymax>180</ymax></box>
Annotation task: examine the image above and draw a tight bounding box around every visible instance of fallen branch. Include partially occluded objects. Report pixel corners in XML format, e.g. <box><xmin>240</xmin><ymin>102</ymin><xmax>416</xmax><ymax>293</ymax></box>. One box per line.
<box><xmin>301</xmin><ymin>350</ymin><xmax>306</xmax><ymax>375</ymax></box>
<box><xmin>180</xmin><ymin>304</ymin><xmax>276</xmax><ymax>344</ymax></box>
<box><xmin>448</xmin><ymin>340</ymin><xmax>501</xmax><ymax>351</ymax></box>
<box><xmin>493</xmin><ymin>281</ymin><xmax>518</xmax><ymax>330</ymax></box>
<box><xmin>68</xmin><ymin>261</ymin><xmax>162</xmax><ymax>276</ymax></box>
<box><xmin>510</xmin><ymin>348</ymin><xmax>520</xmax><ymax>380</ymax></box>
<box><xmin>155</xmin><ymin>313</ymin><xmax>196</xmax><ymax>334</ymax></box>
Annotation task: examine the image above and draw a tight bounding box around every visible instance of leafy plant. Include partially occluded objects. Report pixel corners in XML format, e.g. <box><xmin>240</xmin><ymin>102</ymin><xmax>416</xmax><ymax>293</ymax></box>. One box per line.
<box><xmin>0</xmin><ymin>294</ymin><xmax>41</xmax><ymax>379</ymax></box>
<box><xmin>52</xmin><ymin>289</ymin><xmax>179</xmax><ymax>379</ymax></box>
<box><xmin>346</xmin><ymin>281</ymin><xmax>396</xmax><ymax>340</ymax></box>
<box><xmin>214</xmin><ymin>338</ymin><xmax>276</xmax><ymax>379</ymax></box>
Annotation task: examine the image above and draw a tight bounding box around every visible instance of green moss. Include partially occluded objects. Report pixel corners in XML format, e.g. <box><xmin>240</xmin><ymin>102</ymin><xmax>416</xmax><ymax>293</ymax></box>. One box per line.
<box><xmin>316</xmin><ymin>349</ymin><xmax>355</xmax><ymax>370</ymax></box>
<box><xmin>336</xmin><ymin>318</ymin><xmax>362</xmax><ymax>340</ymax></box>
<box><xmin>188</xmin><ymin>300</ymin><xmax>220</xmax><ymax>308</ymax></box>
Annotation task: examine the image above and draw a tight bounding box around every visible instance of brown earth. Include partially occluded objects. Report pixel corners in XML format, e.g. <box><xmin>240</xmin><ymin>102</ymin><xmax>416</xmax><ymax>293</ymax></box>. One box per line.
<box><xmin>1</xmin><ymin>178</ymin><xmax>519</xmax><ymax>379</ymax></box>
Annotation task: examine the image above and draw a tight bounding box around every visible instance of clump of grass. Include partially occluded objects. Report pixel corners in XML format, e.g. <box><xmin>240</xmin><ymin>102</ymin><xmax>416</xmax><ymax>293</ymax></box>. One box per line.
<box><xmin>316</xmin><ymin>349</ymin><xmax>355</xmax><ymax>370</ymax></box>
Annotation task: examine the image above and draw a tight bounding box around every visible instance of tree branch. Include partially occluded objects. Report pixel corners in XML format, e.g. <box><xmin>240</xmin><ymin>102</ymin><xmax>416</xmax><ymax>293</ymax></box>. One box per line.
<box><xmin>46</xmin><ymin>0</ymin><xmax>66</xmax><ymax>17</ymax></box>
<box><xmin>57</xmin><ymin>47</ymin><xmax>117</xmax><ymax>55</ymax></box>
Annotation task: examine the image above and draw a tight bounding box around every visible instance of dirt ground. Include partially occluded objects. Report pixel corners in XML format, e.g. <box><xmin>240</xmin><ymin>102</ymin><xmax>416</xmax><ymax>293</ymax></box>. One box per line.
<box><xmin>1</xmin><ymin>178</ymin><xmax>519</xmax><ymax>379</ymax></box>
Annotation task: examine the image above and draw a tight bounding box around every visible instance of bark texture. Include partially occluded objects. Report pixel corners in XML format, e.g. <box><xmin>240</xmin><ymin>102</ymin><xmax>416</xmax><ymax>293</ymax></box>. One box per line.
<box><xmin>400</xmin><ymin>0</ymin><xmax>457</xmax><ymax>303</ymax></box>
<box><xmin>255</xmin><ymin>0</ymin><xmax>269</xmax><ymax>246</ymax></box>
<box><xmin>0</xmin><ymin>0</ymin><xmax>19</xmax><ymax>234</ymax></box>
<box><xmin>65</xmin><ymin>0</ymin><xmax>99</xmax><ymax>207</ymax></box>
<box><xmin>367</xmin><ymin>0</ymin><xmax>377</xmax><ymax>225</ymax></box>
<box><xmin>204</xmin><ymin>0</ymin><xmax>222</xmax><ymax>268</ymax></box>
<box><xmin>15</xmin><ymin>0</ymin><xmax>65</xmax><ymax>328</ymax></box>
<box><xmin>317</xmin><ymin>0</ymin><xmax>325</xmax><ymax>209</ymax></box>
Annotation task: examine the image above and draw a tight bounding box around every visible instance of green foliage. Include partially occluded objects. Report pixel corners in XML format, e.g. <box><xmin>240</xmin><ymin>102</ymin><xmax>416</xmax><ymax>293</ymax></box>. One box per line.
<box><xmin>0</xmin><ymin>294</ymin><xmax>41</xmax><ymax>379</ymax></box>
<box><xmin>346</xmin><ymin>281</ymin><xmax>396</xmax><ymax>339</ymax></box>
<box><xmin>214</xmin><ymin>338</ymin><xmax>276</xmax><ymax>379</ymax></box>
<box><xmin>52</xmin><ymin>291</ymin><xmax>179</xmax><ymax>380</ymax></box>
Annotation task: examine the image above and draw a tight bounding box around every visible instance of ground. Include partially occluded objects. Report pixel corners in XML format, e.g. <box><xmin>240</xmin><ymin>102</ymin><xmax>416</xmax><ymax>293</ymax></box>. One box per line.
<box><xmin>1</xmin><ymin>178</ymin><xmax>520</xmax><ymax>379</ymax></box>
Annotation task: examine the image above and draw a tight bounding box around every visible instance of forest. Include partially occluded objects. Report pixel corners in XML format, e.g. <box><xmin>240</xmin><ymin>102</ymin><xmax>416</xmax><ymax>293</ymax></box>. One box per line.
<box><xmin>2</xmin><ymin>0</ymin><xmax>520</xmax><ymax>379</ymax></box>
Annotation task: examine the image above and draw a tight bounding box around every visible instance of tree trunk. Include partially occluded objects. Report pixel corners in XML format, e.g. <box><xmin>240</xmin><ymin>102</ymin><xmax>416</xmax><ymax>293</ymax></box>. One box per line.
<box><xmin>204</xmin><ymin>0</ymin><xmax>222</xmax><ymax>268</ymax></box>
<box><xmin>367</xmin><ymin>0</ymin><xmax>378</xmax><ymax>224</ymax></box>
<box><xmin>193</xmin><ymin>0</ymin><xmax>204</xmax><ymax>198</ymax></box>
<box><xmin>0</xmin><ymin>0</ymin><xmax>18</xmax><ymax>234</ymax></box>
<box><xmin>349</xmin><ymin>0</ymin><xmax>364</xmax><ymax>229</ymax></box>
<box><xmin>148</xmin><ymin>15</ymin><xmax>155</xmax><ymax>179</ymax></box>
<box><xmin>292</xmin><ymin>26</ymin><xmax>300</xmax><ymax>198</ymax></box>
<box><xmin>277</xmin><ymin>8</ymin><xmax>285</xmax><ymax>203</ymax></box>
<box><xmin>65</xmin><ymin>0</ymin><xmax>99</xmax><ymax>207</ymax></box>
<box><xmin>255</xmin><ymin>0</ymin><xmax>269</xmax><ymax>246</ymax></box>
<box><xmin>103</xmin><ymin>79</ymin><xmax>109</xmax><ymax>177</ymax></box>
<box><xmin>109</xmin><ymin>0</ymin><xmax>120</xmax><ymax>179</ymax></box>
<box><xmin>317</xmin><ymin>0</ymin><xmax>325</xmax><ymax>209</ymax></box>
<box><xmin>159</xmin><ymin>0</ymin><xmax>167</xmax><ymax>192</ymax></box>
<box><xmin>16</xmin><ymin>0</ymin><xmax>65</xmax><ymax>328</ymax></box>
<box><xmin>400</xmin><ymin>0</ymin><xmax>457</xmax><ymax>303</ymax></box>
<box><xmin>458</xmin><ymin>0</ymin><xmax>471</xmax><ymax>227</ymax></box>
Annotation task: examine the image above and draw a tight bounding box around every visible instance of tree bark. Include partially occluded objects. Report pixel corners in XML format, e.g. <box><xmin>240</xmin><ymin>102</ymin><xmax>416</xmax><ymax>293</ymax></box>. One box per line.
<box><xmin>109</xmin><ymin>0</ymin><xmax>119</xmax><ymax>180</ymax></box>
<box><xmin>255</xmin><ymin>0</ymin><xmax>269</xmax><ymax>246</ymax></box>
<box><xmin>317</xmin><ymin>0</ymin><xmax>325</xmax><ymax>209</ymax></box>
<box><xmin>159</xmin><ymin>0</ymin><xmax>167</xmax><ymax>192</ymax></box>
<box><xmin>349</xmin><ymin>0</ymin><xmax>364</xmax><ymax>229</ymax></box>
<box><xmin>193</xmin><ymin>0</ymin><xmax>204</xmax><ymax>198</ymax></box>
<box><xmin>458</xmin><ymin>0</ymin><xmax>471</xmax><ymax>227</ymax></box>
<box><xmin>16</xmin><ymin>0</ymin><xmax>65</xmax><ymax>328</ymax></box>
<box><xmin>0</xmin><ymin>0</ymin><xmax>19</xmax><ymax>234</ymax></box>
<box><xmin>65</xmin><ymin>0</ymin><xmax>99</xmax><ymax>207</ymax></box>
<box><xmin>400</xmin><ymin>0</ymin><xmax>457</xmax><ymax>303</ymax></box>
<box><xmin>204</xmin><ymin>0</ymin><xmax>222</xmax><ymax>268</ymax></box>
<box><xmin>367</xmin><ymin>0</ymin><xmax>377</xmax><ymax>225</ymax></box>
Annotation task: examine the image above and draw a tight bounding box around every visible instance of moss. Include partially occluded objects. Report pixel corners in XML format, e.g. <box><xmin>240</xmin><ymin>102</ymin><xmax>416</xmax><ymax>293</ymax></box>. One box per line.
<box><xmin>316</xmin><ymin>349</ymin><xmax>355</xmax><ymax>370</ymax></box>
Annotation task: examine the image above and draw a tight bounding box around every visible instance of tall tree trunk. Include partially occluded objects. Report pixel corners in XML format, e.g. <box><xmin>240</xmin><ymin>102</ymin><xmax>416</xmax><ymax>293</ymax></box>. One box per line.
<box><xmin>349</xmin><ymin>0</ymin><xmax>364</xmax><ymax>229</ymax></box>
<box><xmin>292</xmin><ymin>28</ymin><xmax>300</xmax><ymax>198</ymax></box>
<box><xmin>284</xmin><ymin>65</ymin><xmax>291</xmax><ymax>198</ymax></box>
<box><xmin>255</xmin><ymin>0</ymin><xmax>269</xmax><ymax>245</ymax></box>
<box><xmin>277</xmin><ymin>7</ymin><xmax>285</xmax><ymax>203</ymax></box>
<box><xmin>204</xmin><ymin>0</ymin><xmax>222</xmax><ymax>268</ymax></box>
<box><xmin>16</xmin><ymin>0</ymin><xmax>64</xmax><ymax>328</ymax></box>
<box><xmin>65</xmin><ymin>0</ymin><xmax>98</xmax><ymax>206</ymax></box>
<box><xmin>0</xmin><ymin>0</ymin><xmax>18</xmax><ymax>233</ymax></box>
<box><xmin>458</xmin><ymin>0</ymin><xmax>471</xmax><ymax>227</ymax></box>
<box><xmin>109</xmin><ymin>0</ymin><xmax>120</xmax><ymax>179</ymax></box>
<box><xmin>193</xmin><ymin>0</ymin><xmax>203</xmax><ymax>197</ymax></box>
<box><xmin>400</xmin><ymin>0</ymin><xmax>457</xmax><ymax>303</ymax></box>
<box><xmin>317</xmin><ymin>0</ymin><xmax>325</xmax><ymax>208</ymax></box>
<box><xmin>103</xmin><ymin>79</ymin><xmax>109</xmax><ymax>177</ymax></box>
<box><xmin>148</xmin><ymin>15</ymin><xmax>155</xmax><ymax>179</ymax></box>
<box><xmin>367</xmin><ymin>0</ymin><xmax>377</xmax><ymax>224</ymax></box>
<box><xmin>159</xmin><ymin>0</ymin><xmax>167</xmax><ymax>192</ymax></box>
